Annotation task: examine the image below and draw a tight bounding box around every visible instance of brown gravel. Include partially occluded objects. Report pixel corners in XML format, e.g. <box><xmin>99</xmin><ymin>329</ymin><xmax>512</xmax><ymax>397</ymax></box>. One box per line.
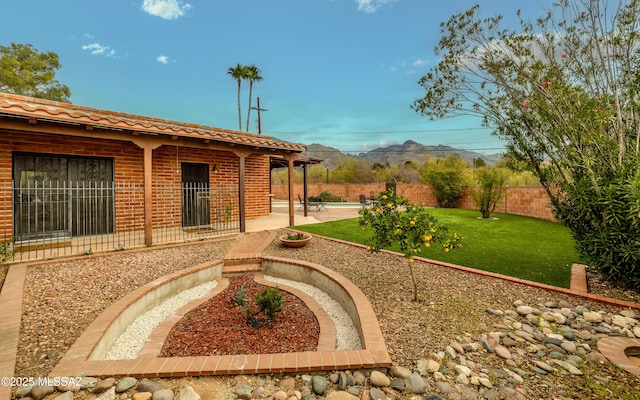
<box><xmin>160</xmin><ymin>273</ymin><xmax>319</xmax><ymax>357</ymax></box>
<box><xmin>15</xmin><ymin>238</ymin><xmax>237</xmax><ymax>377</ymax></box>
<box><xmin>11</xmin><ymin>225</ymin><xmax>640</xmax><ymax>398</ymax></box>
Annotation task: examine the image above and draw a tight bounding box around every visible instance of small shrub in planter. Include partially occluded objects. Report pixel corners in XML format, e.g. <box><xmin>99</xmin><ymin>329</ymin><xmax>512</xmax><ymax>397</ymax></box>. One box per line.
<box><xmin>254</xmin><ymin>287</ymin><xmax>284</xmax><ymax>320</ymax></box>
<box><xmin>232</xmin><ymin>287</ymin><xmax>249</xmax><ymax>306</ymax></box>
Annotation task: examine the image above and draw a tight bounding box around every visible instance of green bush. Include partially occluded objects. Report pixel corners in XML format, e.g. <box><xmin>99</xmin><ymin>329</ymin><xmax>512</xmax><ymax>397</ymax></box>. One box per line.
<box><xmin>555</xmin><ymin>171</ymin><xmax>640</xmax><ymax>287</ymax></box>
<box><xmin>425</xmin><ymin>169</ymin><xmax>466</xmax><ymax>208</ymax></box>
<box><xmin>254</xmin><ymin>287</ymin><xmax>284</xmax><ymax>320</ymax></box>
<box><xmin>317</xmin><ymin>190</ymin><xmax>343</xmax><ymax>202</ymax></box>
<box><xmin>0</xmin><ymin>240</ymin><xmax>14</xmax><ymax>266</ymax></box>
<box><xmin>471</xmin><ymin>167</ymin><xmax>506</xmax><ymax>219</ymax></box>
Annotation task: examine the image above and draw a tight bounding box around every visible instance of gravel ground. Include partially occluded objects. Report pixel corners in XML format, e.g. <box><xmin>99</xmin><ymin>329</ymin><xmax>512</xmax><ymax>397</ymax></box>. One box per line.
<box><xmin>15</xmin><ymin>238</ymin><xmax>237</xmax><ymax>377</ymax></box>
<box><xmin>10</xmin><ymin>220</ymin><xmax>640</xmax><ymax>398</ymax></box>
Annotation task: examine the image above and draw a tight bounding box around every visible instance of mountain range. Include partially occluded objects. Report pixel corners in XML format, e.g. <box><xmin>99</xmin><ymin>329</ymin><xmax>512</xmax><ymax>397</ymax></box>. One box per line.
<box><xmin>302</xmin><ymin>140</ymin><xmax>503</xmax><ymax>169</ymax></box>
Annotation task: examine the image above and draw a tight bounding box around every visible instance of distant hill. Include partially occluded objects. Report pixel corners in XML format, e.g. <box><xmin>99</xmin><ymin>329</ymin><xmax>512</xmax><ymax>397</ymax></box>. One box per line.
<box><xmin>302</xmin><ymin>140</ymin><xmax>502</xmax><ymax>167</ymax></box>
<box><xmin>302</xmin><ymin>143</ymin><xmax>345</xmax><ymax>170</ymax></box>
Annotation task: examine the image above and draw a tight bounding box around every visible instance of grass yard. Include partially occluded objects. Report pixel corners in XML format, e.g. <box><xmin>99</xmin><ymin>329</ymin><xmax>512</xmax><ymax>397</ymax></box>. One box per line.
<box><xmin>294</xmin><ymin>208</ymin><xmax>580</xmax><ymax>288</ymax></box>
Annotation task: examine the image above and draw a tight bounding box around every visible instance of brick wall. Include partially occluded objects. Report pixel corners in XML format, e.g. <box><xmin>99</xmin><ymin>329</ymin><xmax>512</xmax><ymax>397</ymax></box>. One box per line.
<box><xmin>271</xmin><ymin>182</ymin><xmax>557</xmax><ymax>222</ymax></box>
<box><xmin>0</xmin><ymin>131</ymin><xmax>271</xmax><ymax>240</ymax></box>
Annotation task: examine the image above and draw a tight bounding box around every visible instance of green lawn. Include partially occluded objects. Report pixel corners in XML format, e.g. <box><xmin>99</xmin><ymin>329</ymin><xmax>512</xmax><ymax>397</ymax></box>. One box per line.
<box><xmin>293</xmin><ymin>208</ymin><xmax>580</xmax><ymax>288</ymax></box>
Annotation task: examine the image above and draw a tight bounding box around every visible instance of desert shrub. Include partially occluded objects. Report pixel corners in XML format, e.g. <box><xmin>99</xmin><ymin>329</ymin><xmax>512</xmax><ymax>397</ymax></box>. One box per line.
<box><xmin>254</xmin><ymin>287</ymin><xmax>284</xmax><ymax>320</ymax></box>
<box><xmin>555</xmin><ymin>172</ymin><xmax>640</xmax><ymax>287</ymax></box>
<box><xmin>471</xmin><ymin>167</ymin><xmax>506</xmax><ymax>219</ymax></box>
<box><xmin>0</xmin><ymin>240</ymin><xmax>14</xmax><ymax>266</ymax></box>
<box><xmin>317</xmin><ymin>190</ymin><xmax>343</xmax><ymax>202</ymax></box>
<box><xmin>425</xmin><ymin>169</ymin><xmax>466</xmax><ymax>208</ymax></box>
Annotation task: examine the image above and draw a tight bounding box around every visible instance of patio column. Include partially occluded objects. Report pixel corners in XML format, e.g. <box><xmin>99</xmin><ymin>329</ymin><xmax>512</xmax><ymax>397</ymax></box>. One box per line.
<box><xmin>288</xmin><ymin>156</ymin><xmax>295</xmax><ymax>227</ymax></box>
<box><xmin>134</xmin><ymin>139</ymin><xmax>162</xmax><ymax>246</ymax></box>
<box><xmin>234</xmin><ymin>150</ymin><xmax>251</xmax><ymax>233</ymax></box>
<box><xmin>303</xmin><ymin>163</ymin><xmax>309</xmax><ymax>217</ymax></box>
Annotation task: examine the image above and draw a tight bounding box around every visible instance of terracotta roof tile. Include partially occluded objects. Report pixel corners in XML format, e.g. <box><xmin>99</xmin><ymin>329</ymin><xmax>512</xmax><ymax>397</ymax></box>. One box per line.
<box><xmin>0</xmin><ymin>93</ymin><xmax>306</xmax><ymax>152</ymax></box>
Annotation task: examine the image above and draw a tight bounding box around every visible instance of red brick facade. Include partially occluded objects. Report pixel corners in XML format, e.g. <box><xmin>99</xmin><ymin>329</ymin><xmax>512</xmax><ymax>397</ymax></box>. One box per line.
<box><xmin>0</xmin><ymin>131</ymin><xmax>272</xmax><ymax>241</ymax></box>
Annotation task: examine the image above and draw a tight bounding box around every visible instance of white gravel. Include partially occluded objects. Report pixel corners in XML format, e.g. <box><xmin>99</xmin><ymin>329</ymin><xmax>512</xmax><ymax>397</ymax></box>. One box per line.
<box><xmin>264</xmin><ymin>275</ymin><xmax>363</xmax><ymax>350</ymax></box>
<box><xmin>104</xmin><ymin>274</ymin><xmax>361</xmax><ymax>360</ymax></box>
<box><xmin>104</xmin><ymin>281</ymin><xmax>218</xmax><ymax>360</ymax></box>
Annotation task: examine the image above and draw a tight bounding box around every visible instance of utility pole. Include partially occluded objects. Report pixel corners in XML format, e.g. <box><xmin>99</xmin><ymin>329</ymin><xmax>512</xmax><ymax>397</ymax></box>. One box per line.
<box><xmin>251</xmin><ymin>97</ymin><xmax>268</xmax><ymax>135</ymax></box>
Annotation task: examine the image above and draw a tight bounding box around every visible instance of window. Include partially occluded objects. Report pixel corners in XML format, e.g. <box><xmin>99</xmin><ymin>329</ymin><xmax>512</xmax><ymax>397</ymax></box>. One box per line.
<box><xmin>13</xmin><ymin>153</ymin><xmax>114</xmax><ymax>239</ymax></box>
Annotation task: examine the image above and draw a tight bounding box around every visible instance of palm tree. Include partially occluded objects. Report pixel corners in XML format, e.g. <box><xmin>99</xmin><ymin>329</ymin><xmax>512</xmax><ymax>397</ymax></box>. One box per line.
<box><xmin>244</xmin><ymin>65</ymin><xmax>263</xmax><ymax>132</ymax></box>
<box><xmin>227</xmin><ymin>63</ymin><xmax>246</xmax><ymax>131</ymax></box>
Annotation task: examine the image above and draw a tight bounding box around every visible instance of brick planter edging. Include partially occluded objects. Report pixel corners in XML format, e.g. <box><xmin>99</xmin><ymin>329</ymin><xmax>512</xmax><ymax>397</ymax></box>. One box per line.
<box><xmin>49</xmin><ymin>254</ymin><xmax>392</xmax><ymax>379</ymax></box>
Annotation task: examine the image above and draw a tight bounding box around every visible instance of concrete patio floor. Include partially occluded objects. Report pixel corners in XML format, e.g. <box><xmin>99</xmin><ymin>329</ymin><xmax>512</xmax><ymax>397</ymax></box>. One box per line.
<box><xmin>246</xmin><ymin>205</ymin><xmax>361</xmax><ymax>232</ymax></box>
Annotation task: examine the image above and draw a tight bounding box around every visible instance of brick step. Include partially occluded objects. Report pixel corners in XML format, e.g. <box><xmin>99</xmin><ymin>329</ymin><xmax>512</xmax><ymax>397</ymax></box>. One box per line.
<box><xmin>222</xmin><ymin>262</ymin><xmax>262</xmax><ymax>276</ymax></box>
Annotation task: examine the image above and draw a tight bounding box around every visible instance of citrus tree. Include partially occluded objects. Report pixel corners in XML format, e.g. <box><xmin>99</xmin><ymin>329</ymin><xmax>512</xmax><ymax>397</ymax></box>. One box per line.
<box><xmin>359</xmin><ymin>190</ymin><xmax>462</xmax><ymax>301</ymax></box>
<box><xmin>413</xmin><ymin>1</ymin><xmax>640</xmax><ymax>287</ymax></box>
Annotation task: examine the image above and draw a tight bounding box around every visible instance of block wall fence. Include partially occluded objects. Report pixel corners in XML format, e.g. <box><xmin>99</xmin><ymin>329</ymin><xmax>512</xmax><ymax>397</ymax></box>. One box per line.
<box><xmin>0</xmin><ymin>131</ymin><xmax>271</xmax><ymax>239</ymax></box>
<box><xmin>270</xmin><ymin>182</ymin><xmax>557</xmax><ymax>222</ymax></box>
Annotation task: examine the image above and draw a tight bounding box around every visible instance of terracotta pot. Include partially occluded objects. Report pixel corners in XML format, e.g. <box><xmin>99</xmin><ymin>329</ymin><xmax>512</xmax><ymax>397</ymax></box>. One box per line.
<box><xmin>280</xmin><ymin>234</ymin><xmax>312</xmax><ymax>248</ymax></box>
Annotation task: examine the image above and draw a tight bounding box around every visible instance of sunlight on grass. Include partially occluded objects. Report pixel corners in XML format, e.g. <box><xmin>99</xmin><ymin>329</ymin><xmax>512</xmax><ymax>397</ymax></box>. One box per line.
<box><xmin>294</xmin><ymin>208</ymin><xmax>580</xmax><ymax>288</ymax></box>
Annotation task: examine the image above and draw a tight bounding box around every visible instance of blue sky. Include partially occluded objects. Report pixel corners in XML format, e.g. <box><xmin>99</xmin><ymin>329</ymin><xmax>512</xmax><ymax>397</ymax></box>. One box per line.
<box><xmin>2</xmin><ymin>1</ymin><xmax>544</xmax><ymax>155</ymax></box>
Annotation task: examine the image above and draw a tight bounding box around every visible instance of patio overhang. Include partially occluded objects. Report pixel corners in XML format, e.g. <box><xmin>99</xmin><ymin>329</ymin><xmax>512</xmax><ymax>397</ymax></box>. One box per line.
<box><xmin>270</xmin><ymin>155</ymin><xmax>324</xmax><ymax>222</ymax></box>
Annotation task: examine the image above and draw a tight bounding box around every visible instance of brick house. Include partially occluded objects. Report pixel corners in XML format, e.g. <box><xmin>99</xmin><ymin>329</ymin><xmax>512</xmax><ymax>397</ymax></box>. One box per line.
<box><xmin>0</xmin><ymin>93</ymin><xmax>306</xmax><ymax>259</ymax></box>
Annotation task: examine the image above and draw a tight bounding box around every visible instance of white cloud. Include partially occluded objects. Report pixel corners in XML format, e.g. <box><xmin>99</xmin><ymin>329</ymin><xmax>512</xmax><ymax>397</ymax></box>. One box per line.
<box><xmin>412</xmin><ymin>59</ymin><xmax>427</xmax><ymax>68</ymax></box>
<box><xmin>82</xmin><ymin>43</ymin><xmax>116</xmax><ymax>58</ymax></box>
<box><xmin>390</xmin><ymin>57</ymin><xmax>428</xmax><ymax>73</ymax></box>
<box><xmin>157</xmin><ymin>55</ymin><xmax>170</xmax><ymax>64</ymax></box>
<box><xmin>141</xmin><ymin>0</ymin><xmax>192</xmax><ymax>20</ymax></box>
<box><xmin>356</xmin><ymin>0</ymin><xmax>397</xmax><ymax>13</ymax></box>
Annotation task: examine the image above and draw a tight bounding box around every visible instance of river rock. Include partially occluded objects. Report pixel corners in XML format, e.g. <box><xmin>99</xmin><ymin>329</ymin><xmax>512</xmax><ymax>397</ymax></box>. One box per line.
<box><xmin>325</xmin><ymin>391</ymin><xmax>359</xmax><ymax>400</ymax></box>
<box><xmin>138</xmin><ymin>379</ymin><xmax>163</xmax><ymax>394</ymax></box>
<box><xmin>152</xmin><ymin>388</ymin><xmax>173</xmax><ymax>400</ymax></box>
<box><xmin>369</xmin><ymin>371</ymin><xmax>390</xmax><ymax>387</ymax></box>
<box><xmin>583</xmin><ymin>311</ymin><xmax>603</xmax><ymax>323</ymax></box>
<box><xmin>116</xmin><ymin>377</ymin><xmax>138</xmax><ymax>393</ymax></box>
<box><xmin>312</xmin><ymin>375</ymin><xmax>328</xmax><ymax>395</ymax></box>
<box><xmin>234</xmin><ymin>384</ymin><xmax>252</xmax><ymax>400</ymax></box>
<box><xmin>390</xmin><ymin>365</ymin><xmax>412</xmax><ymax>378</ymax></box>
<box><xmin>94</xmin><ymin>378</ymin><xmax>116</xmax><ymax>394</ymax></box>
<box><xmin>494</xmin><ymin>345</ymin><xmax>512</xmax><ymax>360</ymax></box>
<box><xmin>406</xmin><ymin>372</ymin><xmax>429</xmax><ymax>394</ymax></box>
<box><xmin>133</xmin><ymin>392</ymin><xmax>152</xmax><ymax>400</ymax></box>
<box><xmin>369</xmin><ymin>387</ymin><xmax>386</xmax><ymax>400</ymax></box>
<box><xmin>30</xmin><ymin>386</ymin><xmax>55</xmax><ymax>400</ymax></box>
<box><xmin>54</xmin><ymin>391</ymin><xmax>74</xmax><ymax>400</ymax></box>
<box><xmin>176</xmin><ymin>386</ymin><xmax>200</xmax><ymax>400</ymax></box>
<box><xmin>97</xmin><ymin>386</ymin><xmax>116</xmax><ymax>400</ymax></box>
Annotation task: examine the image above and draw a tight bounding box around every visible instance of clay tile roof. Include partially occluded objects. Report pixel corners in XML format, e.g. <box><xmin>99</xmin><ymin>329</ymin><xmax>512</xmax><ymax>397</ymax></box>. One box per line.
<box><xmin>0</xmin><ymin>93</ymin><xmax>306</xmax><ymax>152</ymax></box>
